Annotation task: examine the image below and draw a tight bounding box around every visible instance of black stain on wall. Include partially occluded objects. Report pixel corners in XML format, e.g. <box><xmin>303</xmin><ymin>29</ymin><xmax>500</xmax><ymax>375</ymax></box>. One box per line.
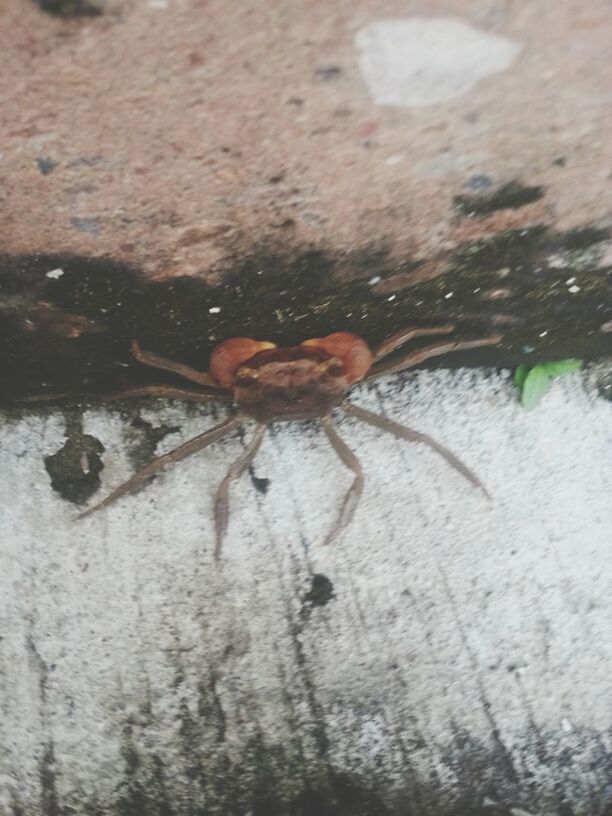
<box><xmin>44</xmin><ymin>431</ymin><xmax>105</xmax><ymax>504</ymax></box>
<box><xmin>34</xmin><ymin>0</ymin><xmax>103</xmax><ymax>17</ymax></box>
<box><xmin>454</xmin><ymin>181</ymin><xmax>545</xmax><ymax>216</ymax></box>
<box><xmin>1</xmin><ymin>222</ymin><xmax>611</xmax><ymax>405</ymax></box>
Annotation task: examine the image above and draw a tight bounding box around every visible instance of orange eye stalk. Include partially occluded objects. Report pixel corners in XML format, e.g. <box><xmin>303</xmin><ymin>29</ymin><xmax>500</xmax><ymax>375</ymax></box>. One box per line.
<box><xmin>209</xmin><ymin>337</ymin><xmax>277</xmax><ymax>387</ymax></box>
<box><xmin>302</xmin><ymin>332</ymin><xmax>373</xmax><ymax>383</ymax></box>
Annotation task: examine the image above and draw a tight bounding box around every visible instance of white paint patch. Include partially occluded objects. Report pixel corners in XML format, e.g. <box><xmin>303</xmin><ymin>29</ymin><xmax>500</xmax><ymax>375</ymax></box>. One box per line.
<box><xmin>354</xmin><ymin>18</ymin><xmax>521</xmax><ymax>107</ymax></box>
<box><xmin>1</xmin><ymin>367</ymin><xmax>612</xmax><ymax>811</ymax></box>
<box><xmin>46</xmin><ymin>268</ymin><xmax>64</xmax><ymax>279</ymax></box>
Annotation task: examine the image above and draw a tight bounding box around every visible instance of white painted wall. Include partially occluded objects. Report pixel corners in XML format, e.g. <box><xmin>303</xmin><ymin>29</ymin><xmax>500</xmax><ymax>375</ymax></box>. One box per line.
<box><xmin>1</xmin><ymin>366</ymin><xmax>611</xmax><ymax>815</ymax></box>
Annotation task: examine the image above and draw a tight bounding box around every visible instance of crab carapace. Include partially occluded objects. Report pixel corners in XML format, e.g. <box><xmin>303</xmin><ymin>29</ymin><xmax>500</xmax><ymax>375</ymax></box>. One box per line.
<box><xmin>77</xmin><ymin>325</ymin><xmax>501</xmax><ymax>558</ymax></box>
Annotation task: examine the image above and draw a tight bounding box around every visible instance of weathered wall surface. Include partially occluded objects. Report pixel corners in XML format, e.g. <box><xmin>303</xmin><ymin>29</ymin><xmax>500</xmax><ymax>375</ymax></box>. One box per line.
<box><xmin>1</xmin><ymin>0</ymin><xmax>612</xmax><ymax>400</ymax></box>
<box><xmin>1</xmin><ymin>1</ymin><xmax>612</xmax><ymax>814</ymax></box>
<box><xmin>1</xmin><ymin>367</ymin><xmax>612</xmax><ymax>815</ymax></box>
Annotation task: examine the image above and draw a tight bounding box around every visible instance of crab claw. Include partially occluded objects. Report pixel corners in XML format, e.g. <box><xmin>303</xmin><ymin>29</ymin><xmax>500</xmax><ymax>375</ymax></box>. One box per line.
<box><xmin>302</xmin><ymin>332</ymin><xmax>373</xmax><ymax>383</ymax></box>
<box><xmin>209</xmin><ymin>338</ymin><xmax>276</xmax><ymax>387</ymax></box>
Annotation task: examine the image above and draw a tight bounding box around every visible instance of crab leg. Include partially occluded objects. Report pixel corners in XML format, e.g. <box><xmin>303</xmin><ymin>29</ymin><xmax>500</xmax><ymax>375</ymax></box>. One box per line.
<box><xmin>367</xmin><ymin>335</ymin><xmax>501</xmax><ymax>380</ymax></box>
<box><xmin>131</xmin><ymin>339</ymin><xmax>221</xmax><ymax>389</ymax></box>
<box><xmin>343</xmin><ymin>402</ymin><xmax>490</xmax><ymax>498</ymax></box>
<box><xmin>320</xmin><ymin>416</ymin><xmax>364</xmax><ymax>545</ymax></box>
<box><xmin>372</xmin><ymin>325</ymin><xmax>455</xmax><ymax>362</ymax></box>
<box><xmin>213</xmin><ymin>423</ymin><xmax>266</xmax><ymax>560</ymax></box>
<box><xmin>78</xmin><ymin>414</ymin><xmax>243</xmax><ymax>519</ymax></box>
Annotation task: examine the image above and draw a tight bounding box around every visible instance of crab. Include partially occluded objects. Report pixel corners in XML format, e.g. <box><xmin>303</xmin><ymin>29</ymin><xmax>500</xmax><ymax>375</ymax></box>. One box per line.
<box><xmin>77</xmin><ymin>325</ymin><xmax>500</xmax><ymax>557</ymax></box>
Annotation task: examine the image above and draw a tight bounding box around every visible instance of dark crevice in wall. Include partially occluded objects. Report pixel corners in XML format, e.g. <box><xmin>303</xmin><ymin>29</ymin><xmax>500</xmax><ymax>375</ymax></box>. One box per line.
<box><xmin>1</xmin><ymin>224</ymin><xmax>611</xmax><ymax>404</ymax></box>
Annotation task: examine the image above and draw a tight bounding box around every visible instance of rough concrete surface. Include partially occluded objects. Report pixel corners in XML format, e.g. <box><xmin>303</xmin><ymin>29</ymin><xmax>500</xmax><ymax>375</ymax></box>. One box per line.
<box><xmin>1</xmin><ymin>1</ymin><xmax>612</xmax><ymax>814</ymax></box>
<box><xmin>1</xmin><ymin>0</ymin><xmax>612</xmax><ymax>379</ymax></box>
<box><xmin>2</xmin><ymin>0</ymin><xmax>611</xmax><ymax>270</ymax></box>
<box><xmin>1</xmin><ymin>365</ymin><xmax>612</xmax><ymax>815</ymax></box>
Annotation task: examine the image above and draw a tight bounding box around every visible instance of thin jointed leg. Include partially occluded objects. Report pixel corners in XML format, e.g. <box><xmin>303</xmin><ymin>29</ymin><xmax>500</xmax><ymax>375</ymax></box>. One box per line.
<box><xmin>78</xmin><ymin>414</ymin><xmax>243</xmax><ymax>519</ymax></box>
<box><xmin>367</xmin><ymin>335</ymin><xmax>501</xmax><ymax>380</ymax></box>
<box><xmin>320</xmin><ymin>416</ymin><xmax>364</xmax><ymax>545</ymax></box>
<box><xmin>214</xmin><ymin>424</ymin><xmax>266</xmax><ymax>560</ymax></box>
<box><xmin>343</xmin><ymin>402</ymin><xmax>490</xmax><ymax>498</ymax></box>
<box><xmin>14</xmin><ymin>385</ymin><xmax>230</xmax><ymax>405</ymax></box>
<box><xmin>372</xmin><ymin>325</ymin><xmax>455</xmax><ymax>363</ymax></box>
<box><xmin>131</xmin><ymin>340</ymin><xmax>222</xmax><ymax>389</ymax></box>
<box><xmin>105</xmin><ymin>385</ymin><xmax>232</xmax><ymax>402</ymax></box>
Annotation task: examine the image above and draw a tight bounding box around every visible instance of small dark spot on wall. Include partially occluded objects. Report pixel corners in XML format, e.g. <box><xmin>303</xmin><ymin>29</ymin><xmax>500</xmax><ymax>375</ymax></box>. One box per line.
<box><xmin>562</xmin><ymin>226</ymin><xmax>609</xmax><ymax>250</ymax></box>
<box><xmin>454</xmin><ymin>181</ymin><xmax>545</xmax><ymax>216</ymax></box>
<box><xmin>465</xmin><ymin>175</ymin><xmax>493</xmax><ymax>192</ymax></box>
<box><xmin>36</xmin><ymin>157</ymin><xmax>58</xmax><ymax>176</ymax></box>
<box><xmin>272</xmin><ymin>218</ymin><xmax>296</xmax><ymax>229</ymax></box>
<box><xmin>126</xmin><ymin>415</ymin><xmax>180</xmax><ymax>471</ymax></box>
<box><xmin>552</xmin><ymin>156</ymin><xmax>566</xmax><ymax>167</ymax></box>
<box><xmin>269</xmin><ymin>173</ymin><xmax>285</xmax><ymax>184</ymax></box>
<box><xmin>44</xmin><ymin>432</ymin><xmax>104</xmax><ymax>504</ymax></box>
<box><xmin>303</xmin><ymin>573</ymin><xmax>335</xmax><ymax>608</ymax></box>
<box><xmin>287</xmin><ymin>96</ymin><xmax>304</xmax><ymax>105</ymax></box>
<box><xmin>314</xmin><ymin>65</ymin><xmax>342</xmax><ymax>82</ymax></box>
<box><xmin>249</xmin><ymin>465</ymin><xmax>270</xmax><ymax>494</ymax></box>
<box><xmin>39</xmin><ymin>741</ymin><xmax>60</xmax><ymax>816</ymax></box>
<box><xmin>35</xmin><ymin>0</ymin><xmax>103</xmax><ymax>16</ymax></box>
<box><xmin>70</xmin><ymin>216</ymin><xmax>102</xmax><ymax>235</ymax></box>
<box><xmin>294</xmin><ymin>773</ymin><xmax>392</xmax><ymax>816</ymax></box>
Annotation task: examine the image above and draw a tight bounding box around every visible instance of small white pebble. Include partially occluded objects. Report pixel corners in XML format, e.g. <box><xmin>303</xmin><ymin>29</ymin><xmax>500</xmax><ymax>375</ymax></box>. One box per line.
<box><xmin>565</xmin><ymin>276</ymin><xmax>576</xmax><ymax>285</ymax></box>
<box><xmin>444</xmin><ymin>291</ymin><xmax>454</xmax><ymax>299</ymax></box>
<box><xmin>387</xmin><ymin>294</ymin><xmax>396</xmax><ymax>302</ymax></box>
<box><xmin>208</xmin><ymin>306</ymin><xmax>221</xmax><ymax>314</ymax></box>
<box><xmin>561</xmin><ymin>718</ymin><xmax>573</xmax><ymax>733</ymax></box>
<box><xmin>539</xmin><ymin>331</ymin><xmax>548</xmax><ymax>337</ymax></box>
<box><xmin>46</xmin><ymin>268</ymin><xmax>64</xmax><ymax>279</ymax></box>
<box><xmin>473</xmin><ymin>287</ymin><xmax>481</xmax><ymax>293</ymax></box>
<box><xmin>368</xmin><ymin>275</ymin><xmax>381</xmax><ymax>285</ymax></box>
<box><xmin>568</xmin><ymin>285</ymin><xmax>580</xmax><ymax>294</ymax></box>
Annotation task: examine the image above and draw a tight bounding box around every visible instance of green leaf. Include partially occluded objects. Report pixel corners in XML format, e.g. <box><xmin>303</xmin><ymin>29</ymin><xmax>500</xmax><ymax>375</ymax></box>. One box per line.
<box><xmin>513</xmin><ymin>364</ymin><xmax>530</xmax><ymax>389</ymax></box>
<box><xmin>542</xmin><ymin>359</ymin><xmax>582</xmax><ymax>377</ymax></box>
<box><xmin>521</xmin><ymin>366</ymin><xmax>550</xmax><ymax>410</ymax></box>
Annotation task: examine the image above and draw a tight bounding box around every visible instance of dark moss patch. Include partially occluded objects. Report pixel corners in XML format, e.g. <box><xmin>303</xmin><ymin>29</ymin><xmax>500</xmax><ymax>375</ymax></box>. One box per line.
<box><xmin>34</xmin><ymin>0</ymin><xmax>103</xmax><ymax>16</ymax></box>
<box><xmin>44</xmin><ymin>430</ymin><xmax>104</xmax><ymax>504</ymax></box>
<box><xmin>454</xmin><ymin>181</ymin><xmax>544</xmax><ymax>216</ymax></box>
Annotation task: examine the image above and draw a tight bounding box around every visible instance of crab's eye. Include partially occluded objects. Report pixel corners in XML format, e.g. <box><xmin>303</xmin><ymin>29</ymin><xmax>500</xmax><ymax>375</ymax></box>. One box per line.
<box><xmin>302</xmin><ymin>332</ymin><xmax>373</xmax><ymax>383</ymax></box>
<box><xmin>210</xmin><ymin>338</ymin><xmax>276</xmax><ymax>387</ymax></box>
<box><xmin>235</xmin><ymin>369</ymin><xmax>256</xmax><ymax>386</ymax></box>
